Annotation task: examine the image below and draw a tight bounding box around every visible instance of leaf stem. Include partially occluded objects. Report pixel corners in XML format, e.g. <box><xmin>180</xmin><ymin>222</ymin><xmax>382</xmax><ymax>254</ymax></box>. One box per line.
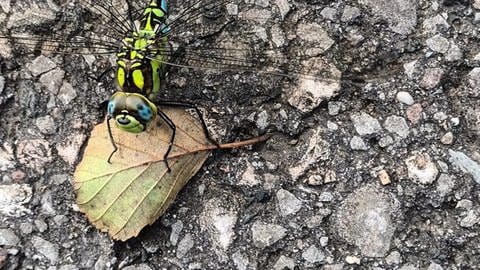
<box><xmin>217</xmin><ymin>134</ymin><xmax>272</xmax><ymax>149</ymax></box>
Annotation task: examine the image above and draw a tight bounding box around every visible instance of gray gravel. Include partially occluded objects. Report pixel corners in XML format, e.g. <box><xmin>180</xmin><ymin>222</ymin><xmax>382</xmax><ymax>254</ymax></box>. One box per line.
<box><xmin>251</xmin><ymin>222</ymin><xmax>287</xmax><ymax>249</ymax></box>
<box><xmin>1</xmin><ymin>0</ymin><xmax>480</xmax><ymax>269</ymax></box>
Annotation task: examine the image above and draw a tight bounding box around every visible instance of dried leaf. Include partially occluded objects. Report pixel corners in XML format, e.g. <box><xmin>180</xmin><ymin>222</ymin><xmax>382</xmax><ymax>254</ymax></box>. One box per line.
<box><xmin>74</xmin><ymin>107</ymin><xmax>269</xmax><ymax>240</ymax></box>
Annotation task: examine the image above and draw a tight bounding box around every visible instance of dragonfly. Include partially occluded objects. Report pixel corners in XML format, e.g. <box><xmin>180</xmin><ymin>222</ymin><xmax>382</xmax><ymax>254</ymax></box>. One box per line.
<box><xmin>0</xmin><ymin>0</ymin><xmax>344</xmax><ymax>169</ymax></box>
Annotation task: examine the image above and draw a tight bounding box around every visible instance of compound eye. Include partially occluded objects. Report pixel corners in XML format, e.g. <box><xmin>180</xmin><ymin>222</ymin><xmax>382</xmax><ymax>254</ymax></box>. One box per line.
<box><xmin>107</xmin><ymin>101</ymin><xmax>115</xmax><ymax>116</ymax></box>
<box><xmin>136</xmin><ymin>103</ymin><xmax>154</xmax><ymax>122</ymax></box>
<box><xmin>126</xmin><ymin>96</ymin><xmax>154</xmax><ymax>123</ymax></box>
<box><xmin>108</xmin><ymin>92</ymin><xmax>127</xmax><ymax>117</ymax></box>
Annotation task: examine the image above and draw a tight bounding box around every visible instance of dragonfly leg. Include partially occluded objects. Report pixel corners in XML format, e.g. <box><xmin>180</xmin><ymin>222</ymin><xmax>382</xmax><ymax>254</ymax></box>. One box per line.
<box><xmin>107</xmin><ymin>116</ymin><xmax>118</xmax><ymax>164</ymax></box>
<box><xmin>157</xmin><ymin>109</ymin><xmax>176</xmax><ymax>172</ymax></box>
<box><xmin>88</xmin><ymin>66</ymin><xmax>114</xmax><ymax>82</ymax></box>
<box><xmin>156</xmin><ymin>101</ymin><xmax>219</xmax><ymax>147</ymax></box>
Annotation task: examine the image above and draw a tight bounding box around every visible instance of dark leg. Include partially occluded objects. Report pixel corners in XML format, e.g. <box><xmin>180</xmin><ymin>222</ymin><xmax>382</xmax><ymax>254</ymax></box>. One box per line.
<box><xmin>107</xmin><ymin>116</ymin><xmax>118</xmax><ymax>164</ymax></box>
<box><xmin>156</xmin><ymin>101</ymin><xmax>219</xmax><ymax>147</ymax></box>
<box><xmin>157</xmin><ymin>109</ymin><xmax>176</xmax><ymax>172</ymax></box>
<box><xmin>88</xmin><ymin>66</ymin><xmax>114</xmax><ymax>82</ymax></box>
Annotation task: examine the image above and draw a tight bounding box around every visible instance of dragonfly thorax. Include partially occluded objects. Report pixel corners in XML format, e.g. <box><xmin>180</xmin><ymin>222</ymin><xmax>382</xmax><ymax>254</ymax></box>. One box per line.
<box><xmin>116</xmin><ymin>51</ymin><xmax>149</xmax><ymax>93</ymax></box>
<box><xmin>115</xmin><ymin>39</ymin><xmax>164</xmax><ymax>99</ymax></box>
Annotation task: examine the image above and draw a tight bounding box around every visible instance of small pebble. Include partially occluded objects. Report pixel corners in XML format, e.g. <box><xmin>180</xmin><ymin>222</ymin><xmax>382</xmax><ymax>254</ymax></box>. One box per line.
<box><xmin>451</xmin><ymin>117</ymin><xmax>460</xmax><ymax>126</ymax></box>
<box><xmin>456</xmin><ymin>199</ymin><xmax>473</xmax><ymax>210</ymax></box>
<box><xmin>440</xmin><ymin>132</ymin><xmax>454</xmax><ymax>145</ymax></box>
<box><xmin>379</xmin><ymin>135</ymin><xmax>394</xmax><ymax>148</ymax></box>
<box><xmin>434</xmin><ymin>112</ymin><xmax>448</xmax><ymax>122</ymax></box>
<box><xmin>0</xmin><ymin>184</ymin><xmax>32</xmax><ymax>217</ymax></box>
<box><xmin>436</xmin><ymin>174</ymin><xmax>454</xmax><ymax>197</ymax></box>
<box><xmin>320</xmin><ymin>237</ymin><xmax>329</xmax><ymax>247</ymax></box>
<box><xmin>426</xmin><ymin>34</ymin><xmax>449</xmax><ymax>53</ymax></box>
<box><xmin>327</xmin><ymin>121</ymin><xmax>338</xmax><ymax>130</ymax></box>
<box><xmin>176</xmin><ymin>233</ymin><xmax>194</xmax><ymax>258</ymax></box>
<box><xmin>56</xmin><ymin>133</ymin><xmax>87</xmax><ymax>166</ymax></box>
<box><xmin>306</xmin><ymin>175</ymin><xmax>323</xmax><ymax>186</ymax></box>
<box><xmin>428</xmin><ymin>262</ymin><xmax>444</xmax><ymax>270</ymax></box>
<box><xmin>403</xmin><ymin>60</ymin><xmax>417</xmax><ymax>79</ymax></box>
<box><xmin>169</xmin><ymin>220</ymin><xmax>183</xmax><ymax>246</ymax></box>
<box><xmin>0</xmin><ymin>76</ymin><xmax>4</xmax><ymax>94</ymax></box>
<box><xmin>423</xmin><ymin>14</ymin><xmax>450</xmax><ymax>34</ymax></box>
<box><xmin>328</xmin><ymin>102</ymin><xmax>342</xmax><ymax>116</ymax></box>
<box><xmin>10</xmin><ymin>170</ymin><xmax>26</xmax><ymax>181</ymax></box>
<box><xmin>474</xmin><ymin>52</ymin><xmax>480</xmax><ymax>61</ymax></box>
<box><xmin>319</xmin><ymin>191</ymin><xmax>334</xmax><ymax>202</ymax></box>
<box><xmin>251</xmin><ymin>222</ymin><xmax>286</xmax><ymax>248</ymax></box>
<box><xmin>19</xmin><ymin>223</ymin><xmax>34</xmax><ymax>235</ymax></box>
<box><xmin>122</xmin><ymin>264</ymin><xmax>152</xmax><ymax>270</ymax></box>
<box><xmin>275</xmin><ymin>0</ymin><xmax>291</xmax><ymax>19</ymax></box>
<box><xmin>16</xmin><ymin>139</ymin><xmax>53</xmax><ymax>173</ymax></box>
<box><xmin>256</xmin><ymin>111</ymin><xmax>269</xmax><ymax>130</ymax></box>
<box><xmin>274</xmin><ymin>255</ymin><xmax>295</xmax><ymax>270</ymax></box>
<box><xmin>35</xmin><ymin>219</ymin><xmax>48</xmax><ymax>233</ymax></box>
<box><xmin>384</xmin><ymin>116</ymin><xmax>410</xmax><ymax>138</ymax></box>
<box><xmin>405</xmin><ymin>152</ymin><xmax>439</xmax><ymax>184</ymax></box>
<box><xmin>378</xmin><ymin>170</ymin><xmax>391</xmax><ymax>185</ymax></box>
<box><xmin>320</xmin><ymin>7</ymin><xmax>337</xmax><ymax>21</ymax></box>
<box><xmin>302</xmin><ymin>245</ymin><xmax>325</xmax><ymax>264</ymax></box>
<box><xmin>468</xmin><ymin>67</ymin><xmax>480</xmax><ymax>90</ymax></box>
<box><xmin>53</xmin><ymin>215</ymin><xmax>68</xmax><ymax>226</ymax></box>
<box><xmin>385</xmin><ymin>251</ymin><xmax>402</xmax><ymax>265</ymax></box>
<box><xmin>26</xmin><ymin>55</ymin><xmax>56</xmax><ymax>76</ymax></box>
<box><xmin>446</xmin><ymin>43</ymin><xmax>463</xmax><ymax>61</ymax></box>
<box><xmin>449</xmin><ymin>150</ymin><xmax>480</xmax><ymax>184</ymax></box>
<box><xmin>0</xmin><ymin>144</ymin><xmax>15</xmax><ymax>172</ymax></box>
<box><xmin>350</xmin><ymin>136</ymin><xmax>368</xmax><ymax>150</ymax></box>
<box><xmin>420</xmin><ymin>68</ymin><xmax>444</xmax><ymax>89</ymax></box>
<box><xmin>351</xmin><ymin>112</ymin><xmax>382</xmax><ymax>135</ymax></box>
<box><xmin>226</xmin><ymin>3</ymin><xmax>238</xmax><ymax>15</ymax></box>
<box><xmin>406</xmin><ymin>103</ymin><xmax>423</xmax><ymax>124</ymax></box>
<box><xmin>32</xmin><ymin>236</ymin><xmax>59</xmax><ymax>264</ymax></box>
<box><xmin>396</xmin><ymin>91</ymin><xmax>414</xmax><ymax>105</ymax></box>
<box><xmin>58</xmin><ymin>82</ymin><xmax>77</xmax><ymax>105</ymax></box>
<box><xmin>345</xmin><ymin>255</ymin><xmax>361</xmax><ymax>264</ymax></box>
<box><xmin>324</xmin><ymin>170</ymin><xmax>337</xmax><ymax>183</ymax></box>
<box><xmin>39</xmin><ymin>68</ymin><xmax>65</xmax><ymax>94</ymax></box>
<box><xmin>276</xmin><ymin>189</ymin><xmax>302</xmax><ymax>216</ymax></box>
<box><xmin>232</xmin><ymin>251</ymin><xmax>249</xmax><ymax>270</ymax></box>
<box><xmin>0</xmin><ymin>228</ymin><xmax>20</xmax><ymax>246</ymax></box>
<box><xmin>35</xmin><ymin>116</ymin><xmax>56</xmax><ymax>135</ymax></box>
<box><xmin>341</xmin><ymin>6</ymin><xmax>361</xmax><ymax>22</ymax></box>
<box><xmin>459</xmin><ymin>210</ymin><xmax>479</xmax><ymax>228</ymax></box>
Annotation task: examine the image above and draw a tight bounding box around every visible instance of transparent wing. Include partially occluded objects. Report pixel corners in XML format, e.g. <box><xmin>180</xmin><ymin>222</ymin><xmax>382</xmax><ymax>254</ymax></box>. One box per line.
<box><xmin>0</xmin><ymin>0</ymin><xmax>344</xmax><ymax>83</ymax></box>
<box><xmin>149</xmin><ymin>0</ymin><xmax>343</xmax><ymax>82</ymax></box>
<box><xmin>0</xmin><ymin>0</ymin><xmax>138</xmax><ymax>55</ymax></box>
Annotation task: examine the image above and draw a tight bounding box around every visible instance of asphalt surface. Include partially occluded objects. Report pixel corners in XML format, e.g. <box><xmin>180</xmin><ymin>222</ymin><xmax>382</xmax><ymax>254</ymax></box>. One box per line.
<box><xmin>0</xmin><ymin>0</ymin><xmax>479</xmax><ymax>269</ymax></box>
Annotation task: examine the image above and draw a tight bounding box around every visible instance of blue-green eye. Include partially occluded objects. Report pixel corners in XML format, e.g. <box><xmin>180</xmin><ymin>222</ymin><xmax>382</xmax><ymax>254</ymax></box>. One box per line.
<box><xmin>107</xmin><ymin>101</ymin><xmax>115</xmax><ymax>116</ymax></box>
<box><xmin>138</xmin><ymin>105</ymin><xmax>153</xmax><ymax>121</ymax></box>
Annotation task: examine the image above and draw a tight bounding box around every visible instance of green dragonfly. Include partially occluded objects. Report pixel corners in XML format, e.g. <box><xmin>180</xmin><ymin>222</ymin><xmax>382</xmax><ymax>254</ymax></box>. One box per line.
<box><xmin>0</xmin><ymin>0</ymin><xmax>342</xmax><ymax>170</ymax></box>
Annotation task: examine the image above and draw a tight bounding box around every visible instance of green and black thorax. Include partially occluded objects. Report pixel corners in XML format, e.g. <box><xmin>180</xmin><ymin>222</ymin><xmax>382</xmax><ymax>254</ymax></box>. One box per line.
<box><xmin>108</xmin><ymin>0</ymin><xmax>170</xmax><ymax>133</ymax></box>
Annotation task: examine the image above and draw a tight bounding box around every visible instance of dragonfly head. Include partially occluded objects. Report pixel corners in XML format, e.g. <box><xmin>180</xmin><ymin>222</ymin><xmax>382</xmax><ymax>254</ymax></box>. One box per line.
<box><xmin>107</xmin><ymin>92</ymin><xmax>157</xmax><ymax>133</ymax></box>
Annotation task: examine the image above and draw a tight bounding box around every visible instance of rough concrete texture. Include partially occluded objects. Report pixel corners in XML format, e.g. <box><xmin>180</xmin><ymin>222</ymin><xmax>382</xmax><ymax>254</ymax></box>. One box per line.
<box><xmin>0</xmin><ymin>0</ymin><xmax>479</xmax><ymax>269</ymax></box>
